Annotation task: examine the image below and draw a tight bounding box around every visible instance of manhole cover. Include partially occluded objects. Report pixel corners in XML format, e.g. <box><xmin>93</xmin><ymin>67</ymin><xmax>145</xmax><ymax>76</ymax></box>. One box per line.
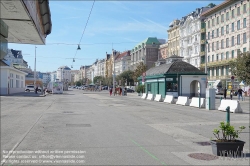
<box><xmin>188</xmin><ymin>153</ymin><xmax>219</xmax><ymax>160</ymax></box>
<box><xmin>63</xmin><ymin>111</ymin><xmax>73</xmax><ymax>113</ymax></box>
<box><xmin>195</xmin><ymin>141</ymin><xmax>211</xmax><ymax>146</ymax></box>
<box><xmin>66</xmin><ymin>124</ymin><xmax>91</xmax><ymax>127</ymax></box>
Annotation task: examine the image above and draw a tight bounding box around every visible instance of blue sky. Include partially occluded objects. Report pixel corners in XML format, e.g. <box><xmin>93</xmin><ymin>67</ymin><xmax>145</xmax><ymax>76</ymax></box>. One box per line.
<box><xmin>9</xmin><ymin>0</ymin><xmax>223</xmax><ymax>73</ymax></box>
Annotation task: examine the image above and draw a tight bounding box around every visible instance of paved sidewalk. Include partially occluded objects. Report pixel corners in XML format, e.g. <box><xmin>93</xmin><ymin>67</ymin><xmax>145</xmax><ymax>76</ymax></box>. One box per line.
<box><xmin>1</xmin><ymin>92</ymin><xmax>46</xmax><ymax>97</ymax></box>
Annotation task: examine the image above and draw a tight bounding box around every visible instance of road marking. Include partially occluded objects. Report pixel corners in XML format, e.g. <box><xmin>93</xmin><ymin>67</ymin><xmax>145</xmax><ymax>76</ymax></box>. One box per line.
<box><xmin>130</xmin><ymin>138</ymin><xmax>167</xmax><ymax>166</ymax></box>
<box><xmin>1</xmin><ymin>99</ymin><xmax>56</xmax><ymax>166</ymax></box>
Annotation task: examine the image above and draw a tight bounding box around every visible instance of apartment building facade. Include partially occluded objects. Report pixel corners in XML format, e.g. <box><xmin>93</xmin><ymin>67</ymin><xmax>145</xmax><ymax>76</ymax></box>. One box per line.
<box><xmin>130</xmin><ymin>37</ymin><xmax>163</xmax><ymax>70</ymax></box>
<box><xmin>158</xmin><ymin>42</ymin><xmax>169</xmax><ymax>59</ymax></box>
<box><xmin>179</xmin><ymin>7</ymin><xmax>211</xmax><ymax>68</ymax></box>
<box><xmin>202</xmin><ymin>0</ymin><xmax>249</xmax><ymax>88</ymax></box>
<box><xmin>114</xmin><ymin>50</ymin><xmax>131</xmax><ymax>75</ymax></box>
<box><xmin>167</xmin><ymin>20</ymin><xmax>180</xmax><ymax>57</ymax></box>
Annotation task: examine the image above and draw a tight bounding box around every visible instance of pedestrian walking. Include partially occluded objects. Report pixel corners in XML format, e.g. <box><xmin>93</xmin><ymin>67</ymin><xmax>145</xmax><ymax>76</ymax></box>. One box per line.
<box><xmin>109</xmin><ymin>87</ymin><xmax>112</xmax><ymax>96</ymax></box>
<box><xmin>223</xmin><ymin>87</ymin><xmax>227</xmax><ymax>99</ymax></box>
<box><xmin>237</xmin><ymin>88</ymin><xmax>244</xmax><ymax>101</ymax></box>
<box><xmin>35</xmin><ymin>86</ymin><xmax>38</xmax><ymax>94</ymax></box>
<box><xmin>230</xmin><ymin>90</ymin><xmax>233</xmax><ymax>100</ymax></box>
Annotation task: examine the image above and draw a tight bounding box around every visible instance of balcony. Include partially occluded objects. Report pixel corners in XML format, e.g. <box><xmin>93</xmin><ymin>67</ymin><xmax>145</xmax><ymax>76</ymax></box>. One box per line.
<box><xmin>200</xmin><ymin>40</ymin><xmax>206</xmax><ymax>44</ymax></box>
<box><xmin>208</xmin><ymin>75</ymin><xmax>230</xmax><ymax>80</ymax></box>
<box><xmin>200</xmin><ymin>28</ymin><xmax>206</xmax><ymax>33</ymax></box>
<box><xmin>200</xmin><ymin>59</ymin><xmax>234</xmax><ymax>68</ymax></box>
<box><xmin>200</xmin><ymin>51</ymin><xmax>205</xmax><ymax>56</ymax></box>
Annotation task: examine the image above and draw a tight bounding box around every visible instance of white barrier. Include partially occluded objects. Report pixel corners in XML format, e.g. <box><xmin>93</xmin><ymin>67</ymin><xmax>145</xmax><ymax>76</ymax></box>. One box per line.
<box><xmin>141</xmin><ymin>93</ymin><xmax>147</xmax><ymax>99</ymax></box>
<box><xmin>190</xmin><ymin>97</ymin><xmax>205</xmax><ymax>108</ymax></box>
<box><xmin>147</xmin><ymin>94</ymin><xmax>154</xmax><ymax>101</ymax></box>
<box><xmin>154</xmin><ymin>94</ymin><xmax>162</xmax><ymax>102</ymax></box>
<box><xmin>163</xmin><ymin>95</ymin><xmax>174</xmax><ymax>104</ymax></box>
<box><xmin>176</xmin><ymin>96</ymin><xmax>189</xmax><ymax>106</ymax></box>
<box><xmin>218</xmin><ymin>100</ymin><xmax>243</xmax><ymax>113</ymax></box>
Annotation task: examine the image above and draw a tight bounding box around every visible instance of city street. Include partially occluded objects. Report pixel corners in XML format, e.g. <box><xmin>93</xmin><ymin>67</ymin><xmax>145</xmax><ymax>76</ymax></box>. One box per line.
<box><xmin>1</xmin><ymin>89</ymin><xmax>249</xmax><ymax>165</ymax></box>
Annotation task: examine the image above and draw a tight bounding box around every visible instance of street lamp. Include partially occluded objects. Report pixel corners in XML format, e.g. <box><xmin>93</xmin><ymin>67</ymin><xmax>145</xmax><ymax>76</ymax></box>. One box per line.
<box><xmin>34</xmin><ymin>46</ymin><xmax>37</xmax><ymax>88</ymax></box>
<box><xmin>113</xmin><ymin>49</ymin><xmax>117</xmax><ymax>95</ymax></box>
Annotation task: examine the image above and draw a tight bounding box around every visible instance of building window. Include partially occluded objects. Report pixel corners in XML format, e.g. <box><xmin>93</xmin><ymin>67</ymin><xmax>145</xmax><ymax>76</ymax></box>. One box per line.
<box><xmin>237</xmin><ymin>49</ymin><xmax>241</xmax><ymax>55</ymax></box>
<box><xmin>208</xmin><ymin>20</ymin><xmax>210</xmax><ymax>28</ymax></box>
<box><xmin>212</xmin><ymin>42</ymin><xmax>214</xmax><ymax>51</ymax></box>
<box><xmin>226</xmin><ymin>66</ymin><xmax>229</xmax><ymax>75</ymax></box>
<box><xmin>226</xmin><ymin>12</ymin><xmax>229</xmax><ymax>20</ymax></box>
<box><xmin>221</xmin><ymin>39</ymin><xmax>224</xmax><ymax>49</ymax></box>
<box><xmin>237</xmin><ymin>20</ymin><xmax>240</xmax><ymax>30</ymax></box>
<box><xmin>195</xmin><ymin>59</ymin><xmax>197</xmax><ymax>65</ymax></box>
<box><xmin>217</xmin><ymin>17</ymin><xmax>219</xmax><ymax>24</ymax></box>
<box><xmin>221</xmin><ymin>14</ymin><xmax>224</xmax><ymax>22</ymax></box>
<box><xmin>243</xmin><ymin>47</ymin><xmax>246</xmax><ymax>53</ymax></box>
<box><xmin>243</xmin><ymin>33</ymin><xmax>247</xmax><ymax>43</ymax></box>
<box><xmin>231</xmin><ymin>36</ymin><xmax>234</xmax><ymax>46</ymax></box>
<box><xmin>10</xmin><ymin>73</ymin><xmax>14</xmax><ymax>88</ymax></box>
<box><xmin>212</xmin><ymin>30</ymin><xmax>214</xmax><ymax>38</ymax></box>
<box><xmin>212</xmin><ymin>55</ymin><xmax>214</xmax><ymax>62</ymax></box>
<box><xmin>226</xmin><ymin>25</ymin><xmax>229</xmax><ymax>34</ymax></box>
<box><xmin>216</xmin><ymin>54</ymin><xmax>219</xmax><ymax>61</ymax></box>
<box><xmin>221</xmin><ymin>66</ymin><xmax>224</xmax><ymax>76</ymax></box>
<box><xmin>232</xmin><ymin>22</ymin><xmax>234</xmax><ymax>32</ymax></box>
<box><xmin>237</xmin><ymin>34</ymin><xmax>240</xmax><ymax>45</ymax></box>
<box><xmin>237</xmin><ymin>7</ymin><xmax>240</xmax><ymax>16</ymax></box>
<box><xmin>226</xmin><ymin>51</ymin><xmax>229</xmax><ymax>59</ymax></box>
<box><xmin>208</xmin><ymin>32</ymin><xmax>210</xmax><ymax>40</ymax></box>
<box><xmin>221</xmin><ymin>53</ymin><xmax>224</xmax><ymax>60</ymax></box>
<box><xmin>212</xmin><ymin>67</ymin><xmax>214</xmax><ymax>76</ymax></box>
<box><xmin>232</xmin><ymin>9</ymin><xmax>234</xmax><ymax>18</ymax></box>
<box><xmin>208</xmin><ymin>68</ymin><xmax>210</xmax><ymax>76</ymax></box>
<box><xmin>212</xmin><ymin>19</ymin><xmax>214</xmax><ymax>26</ymax></box>
<box><xmin>221</xmin><ymin>27</ymin><xmax>224</xmax><ymax>35</ymax></box>
<box><xmin>216</xmin><ymin>41</ymin><xmax>219</xmax><ymax>50</ymax></box>
<box><xmin>208</xmin><ymin>56</ymin><xmax>210</xmax><ymax>62</ymax></box>
<box><xmin>226</xmin><ymin>38</ymin><xmax>229</xmax><ymax>48</ymax></box>
<box><xmin>243</xmin><ymin>18</ymin><xmax>246</xmax><ymax>28</ymax></box>
<box><xmin>231</xmin><ymin>50</ymin><xmax>234</xmax><ymax>58</ymax></box>
<box><xmin>216</xmin><ymin>28</ymin><xmax>219</xmax><ymax>37</ymax></box>
<box><xmin>208</xmin><ymin>43</ymin><xmax>210</xmax><ymax>52</ymax></box>
<box><xmin>243</xmin><ymin>4</ymin><xmax>246</xmax><ymax>13</ymax></box>
<box><xmin>16</xmin><ymin>80</ymin><xmax>19</xmax><ymax>88</ymax></box>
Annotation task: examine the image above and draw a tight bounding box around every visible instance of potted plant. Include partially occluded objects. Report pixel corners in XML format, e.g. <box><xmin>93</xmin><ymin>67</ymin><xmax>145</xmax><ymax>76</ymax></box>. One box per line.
<box><xmin>210</xmin><ymin>122</ymin><xmax>246</xmax><ymax>156</ymax></box>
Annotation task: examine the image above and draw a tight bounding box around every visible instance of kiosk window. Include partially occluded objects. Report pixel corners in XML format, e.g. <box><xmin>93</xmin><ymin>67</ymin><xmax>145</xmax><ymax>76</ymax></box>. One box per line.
<box><xmin>147</xmin><ymin>84</ymin><xmax>151</xmax><ymax>91</ymax></box>
<box><xmin>166</xmin><ymin>83</ymin><xmax>178</xmax><ymax>91</ymax></box>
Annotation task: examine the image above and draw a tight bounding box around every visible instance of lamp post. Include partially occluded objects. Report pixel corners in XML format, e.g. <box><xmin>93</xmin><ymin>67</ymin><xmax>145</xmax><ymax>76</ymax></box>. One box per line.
<box><xmin>205</xmin><ymin>39</ymin><xmax>208</xmax><ymax>88</ymax></box>
<box><xmin>34</xmin><ymin>46</ymin><xmax>37</xmax><ymax>88</ymax></box>
<box><xmin>113</xmin><ymin>49</ymin><xmax>116</xmax><ymax>96</ymax></box>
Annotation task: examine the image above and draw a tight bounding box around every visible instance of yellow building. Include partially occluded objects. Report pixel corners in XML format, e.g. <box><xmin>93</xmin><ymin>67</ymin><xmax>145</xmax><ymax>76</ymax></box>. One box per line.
<box><xmin>167</xmin><ymin>20</ymin><xmax>180</xmax><ymax>56</ymax></box>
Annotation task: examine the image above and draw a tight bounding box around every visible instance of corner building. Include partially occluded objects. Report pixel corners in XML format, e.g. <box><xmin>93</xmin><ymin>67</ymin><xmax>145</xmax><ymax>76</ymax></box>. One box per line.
<box><xmin>201</xmin><ymin>0</ymin><xmax>249</xmax><ymax>88</ymax></box>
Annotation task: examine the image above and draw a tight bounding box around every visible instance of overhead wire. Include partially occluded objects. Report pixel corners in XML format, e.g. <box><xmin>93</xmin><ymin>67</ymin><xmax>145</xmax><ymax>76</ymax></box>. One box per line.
<box><xmin>71</xmin><ymin>0</ymin><xmax>96</xmax><ymax>68</ymax></box>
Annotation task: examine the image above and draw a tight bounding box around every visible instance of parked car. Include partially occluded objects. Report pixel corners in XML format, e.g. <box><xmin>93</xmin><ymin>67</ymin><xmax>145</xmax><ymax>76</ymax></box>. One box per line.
<box><xmin>25</xmin><ymin>85</ymin><xmax>41</xmax><ymax>92</ymax></box>
<box><xmin>126</xmin><ymin>88</ymin><xmax>134</xmax><ymax>93</ymax></box>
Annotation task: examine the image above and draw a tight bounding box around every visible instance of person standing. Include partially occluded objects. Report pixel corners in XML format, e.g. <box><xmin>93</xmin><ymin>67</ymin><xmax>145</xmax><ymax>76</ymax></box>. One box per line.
<box><xmin>109</xmin><ymin>87</ymin><xmax>112</xmax><ymax>96</ymax></box>
<box><xmin>223</xmin><ymin>87</ymin><xmax>227</xmax><ymax>99</ymax></box>
<box><xmin>237</xmin><ymin>88</ymin><xmax>244</xmax><ymax>101</ymax></box>
<box><xmin>230</xmin><ymin>90</ymin><xmax>233</xmax><ymax>100</ymax></box>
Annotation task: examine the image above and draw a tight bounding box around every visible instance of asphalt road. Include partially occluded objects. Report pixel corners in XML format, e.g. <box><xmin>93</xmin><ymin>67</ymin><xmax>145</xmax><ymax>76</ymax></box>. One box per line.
<box><xmin>1</xmin><ymin>89</ymin><xmax>249</xmax><ymax>165</ymax></box>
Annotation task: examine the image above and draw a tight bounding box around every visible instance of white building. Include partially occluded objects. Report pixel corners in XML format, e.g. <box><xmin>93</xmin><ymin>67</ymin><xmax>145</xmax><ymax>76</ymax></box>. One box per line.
<box><xmin>42</xmin><ymin>72</ymin><xmax>51</xmax><ymax>85</ymax></box>
<box><xmin>114</xmin><ymin>50</ymin><xmax>131</xmax><ymax>75</ymax></box>
<box><xmin>50</xmin><ymin>71</ymin><xmax>57</xmax><ymax>82</ymax></box>
<box><xmin>57</xmin><ymin>66</ymin><xmax>71</xmax><ymax>82</ymax></box>
<box><xmin>179</xmin><ymin>7</ymin><xmax>211</xmax><ymax>68</ymax></box>
<box><xmin>0</xmin><ymin>60</ymin><xmax>27</xmax><ymax>95</ymax></box>
<box><xmin>4</xmin><ymin>49</ymin><xmax>28</xmax><ymax>68</ymax></box>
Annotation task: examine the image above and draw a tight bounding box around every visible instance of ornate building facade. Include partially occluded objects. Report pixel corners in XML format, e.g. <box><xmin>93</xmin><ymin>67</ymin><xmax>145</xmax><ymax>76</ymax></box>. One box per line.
<box><xmin>179</xmin><ymin>7</ymin><xmax>211</xmax><ymax>68</ymax></box>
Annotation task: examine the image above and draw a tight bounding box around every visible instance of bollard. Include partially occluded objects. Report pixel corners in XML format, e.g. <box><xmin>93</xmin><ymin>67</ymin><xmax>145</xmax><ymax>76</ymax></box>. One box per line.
<box><xmin>226</xmin><ymin>106</ymin><xmax>230</xmax><ymax>124</ymax></box>
<box><xmin>199</xmin><ymin>94</ymin><xmax>201</xmax><ymax>109</ymax></box>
